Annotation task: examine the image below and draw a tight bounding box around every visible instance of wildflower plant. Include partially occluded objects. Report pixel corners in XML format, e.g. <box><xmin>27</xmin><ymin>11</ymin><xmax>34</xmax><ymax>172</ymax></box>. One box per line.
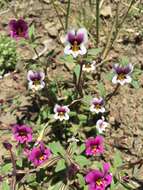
<box><xmin>0</xmin><ymin>1</ymin><xmax>142</xmax><ymax>190</ymax></box>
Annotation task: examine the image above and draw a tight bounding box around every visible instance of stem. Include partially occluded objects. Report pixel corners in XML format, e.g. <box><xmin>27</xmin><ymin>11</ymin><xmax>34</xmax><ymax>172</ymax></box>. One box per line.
<box><xmin>51</xmin><ymin>0</ymin><xmax>65</xmax><ymax>31</ymax></box>
<box><xmin>96</xmin><ymin>0</ymin><xmax>100</xmax><ymax>47</ymax></box>
<box><xmin>77</xmin><ymin>62</ymin><xmax>83</xmax><ymax>97</ymax></box>
<box><xmin>105</xmin><ymin>84</ymin><xmax>120</xmax><ymax>102</ymax></box>
<box><xmin>65</xmin><ymin>0</ymin><xmax>71</xmax><ymax>31</ymax></box>
<box><xmin>9</xmin><ymin>149</ymin><xmax>17</xmax><ymax>190</ymax></box>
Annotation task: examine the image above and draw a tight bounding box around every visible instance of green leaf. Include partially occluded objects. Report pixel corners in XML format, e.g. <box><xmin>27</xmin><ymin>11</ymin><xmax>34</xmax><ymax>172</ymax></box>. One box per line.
<box><xmin>113</xmin><ymin>150</ymin><xmax>123</xmax><ymax>168</ymax></box>
<box><xmin>119</xmin><ymin>56</ymin><xmax>129</xmax><ymax>66</ymax></box>
<box><xmin>88</xmin><ymin>48</ymin><xmax>102</xmax><ymax>56</ymax></box>
<box><xmin>1</xmin><ymin>163</ymin><xmax>12</xmax><ymax>173</ymax></box>
<box><xmin>78</xmin><ymin>144</ymin><xmax>86</xmax><ymax>154</ymax></box>
<box><xmin>97</xmin><ymin>82</ymin><xmax>106</xmax><ymax>97</ymax></box>
<box><xmin>78</xmin><ymin>114</ymin><xmax>87</xmax><ymax>122</ymax></box>
<box><xmin>48</xmin><ymin>142</ymin><xmax>66</xmax><ymax>157</ymax></box>
<box><xmin>29</xmin><ymin>24</ymin><xmax>35</xmax><ymax>40</ymax></box>
<box><xmin>131</xmin><ymin>80</ymin><xmax>140</xmax><ymax>89</ymax></box>
<box><xmin>74</xmin><ymin>64</ymin><xmax>81</xmax><ymax>79</ymax></box>
<box><xmin>77</xmin><ymin>173</ymin><xmax>85</xmax><ymax>187</ymax></box>
<box><xmin>1</xmin><ymin>181</ymin><xmax>10</xmax><ymax>190</ymax></box>
<box><xmin>74</xmin><ymin>155</ymin><xmax>90</xmax><ymax>167</ymax></box>
<box><xmin>59</xmin><ymin>55</ymin><xmax>75</xmax><ymax>70</ymax></box>
<box><xmin>55</xmin><ymin>159</ymin><xmax>66</xmax><ymax>172</ymax></box>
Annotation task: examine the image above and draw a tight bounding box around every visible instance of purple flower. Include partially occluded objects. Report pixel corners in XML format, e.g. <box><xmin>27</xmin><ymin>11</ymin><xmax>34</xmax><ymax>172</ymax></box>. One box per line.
<box><xmin>85</xmin><ymin>163</ymin><xmax>112</xmax><ymax>190</ymax></box>
<box><xmin>3</xmin><ymin>141</ymin><xmax>12</xmax><ymax>150</ymax></box>
<box><xmin>85</xmin><ymin>136</ymin><xmax>104</xmax><ymax>156</ymax></box>
<box><xmin>54</xmin><ymin>104</ymin><xmax>70</xmax><ymax>121</ymax></box>
<box><xmin>112</xmin><ymin>64</ymin><xmax>133</xmax><ymax>85</ymax></box>
<box><xmin>9</xmin><ymin>19</ymin><xmax>28</xmax><ymax>39</ymax></box>
<box><xmin>28</xmin><ymin>142</ymin><xmax>51</xmax><ymax>166</ymax></box>
<box><xmin>12</xmin><ymin>124</ymin><xmax>32</xmax><ymax>144</ymax></box>
<box><xmin>64</xmin><ymin>28</ymin><xmax>88</xmax><ymax>58</ymax></box>
<box><xmin>90</xmin><ymin>97</ymin><xmax>105</xmax><ymax>114</ymax></box>
<box><xmin>27</xmin><ymin>70</ymin><xmax>45</xmax><ymax>91</ymax></box>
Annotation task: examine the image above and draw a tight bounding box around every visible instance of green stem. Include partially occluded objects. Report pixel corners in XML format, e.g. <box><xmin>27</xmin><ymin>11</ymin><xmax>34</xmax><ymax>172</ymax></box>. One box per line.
<box><xmin>77</xmin><ymin>62</ymin><xmax>83</xmax><ymax>97</ymax></box>
<box><xmin>96</xmin><ymin>0</ymin><xmax>100</xmax><ymax>47</ymax></box>
<box><xmin>65</xmin><ymin>0</ymin><xmax>71</xmax><ymax>31</ymax></box>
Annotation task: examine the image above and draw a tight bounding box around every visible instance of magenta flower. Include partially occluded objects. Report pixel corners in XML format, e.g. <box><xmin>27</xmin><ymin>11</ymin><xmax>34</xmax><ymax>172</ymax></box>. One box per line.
<box><xmin>28</xmin><ymin>142</ymin><xmax>51</xmax><ymax>166</ymax></box>
<box><xmin>85</xmin><ymin>163</ymin><xmax>112</xmax><ymax>190</ymax></box>
<box><xmin>64</xmin><ymin>28</ymin><xmax>88</xmax><ymax>58</ymax></box>
<box><xmin>27</xmin><ymin>70</ymin><xmax>45</xmax><ymax>91</ymax></box>
<box><xmin>85</xmin><ymin>136</ymin><xmax>104</xmax><ymax>156</ymax></box>
<box><xmin>12</xmin><ymin>124</ymin><xmax>32</xmax><ymax>144</ymax></box>
<box><xmin>112</xmin><ymin>64</ymin><xmax>133</xmax><ymax>85</ymax></box>
<box><xmin>9</xmin><ymin>19</ymin><xmax>29</xmax><ymax>39</ymax></box>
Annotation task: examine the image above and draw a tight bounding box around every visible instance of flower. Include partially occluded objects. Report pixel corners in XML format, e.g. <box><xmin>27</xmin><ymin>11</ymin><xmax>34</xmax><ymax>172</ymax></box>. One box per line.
<box><xmin>85</xmin><ymin>163</ymin><xmax>112</xmax><ymax>190</ymax></box>
<box><xmin>12</xmin><ymin>124</ymin><xmax>32</xmax><ymax>144</ymax></box>
<box><xmin>90</xmin><ymin>97</ymin><xmax>105</xmax><ymax>114</ymax></box>
<box><xmin>96</xmin><ymin>117</ymin><xmax>109</xmax><ymax>134</ymax></box>
<box><xmin>85</xmin><ymin>136</ymin><xmax>104</xmax><ymax>156</ymax></box>
<box><xmin>64</xmin><ymin>28</ymin><xmax>88</xmax><ymax>58</ymax></box>
<box><xmin>3</xmin><ymin>141</ymin><xmax>12</xmax><ymax>150</ymax></box>
<box><xmin>83</xmin><ymin>61</ymin><xmax>96</xmax><ymax>73</ymax></box>
<box><xmin>9</xmin><ymin>19</ymin><xmax>28</xmax><ymax>39</ymax></box>
<box><xmin>28</xmin><ymin>142</ymin><xmax>51</xmax><ymax>166</ymax></box>
<box><xmin>27</xmin><ymin>70</ymin><xmax>45</xmax><ymax>91</ymax></box>
<box><xmin>54</xmin><ymin>104</ymin><xmax>70</xmax><ymax>121</ymax></box>
<box><xmin>112</xmin><ymin>64</ymin><xmax>133</xmax><ymax>85</ymax></box>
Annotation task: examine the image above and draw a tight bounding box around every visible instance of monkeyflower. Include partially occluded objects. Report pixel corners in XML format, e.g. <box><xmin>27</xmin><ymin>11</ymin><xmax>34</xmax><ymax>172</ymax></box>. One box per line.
<box><xmin>12</xmin><ymin>124</ymin><xmax>32</xmax><ymax>144</ymax></box>
<box><xmin>85</xmin><ymin>136</ymin><xmax>104</xmax><ymax>156</ymax></box>
<box><xmin>27</xmin><ymin>70</ymin><xmax>45</xmax><ymax>91</ymax></box>
<box><xmin>96</xmin><ymin>117</ymin><xmax>109</xmax><ymax>134</ymax></box>
<box><xmin>82</xmin><ymin>61</ymin><xmax>96</xmax><ymax>73</ymax></box>
<box><xmin>90</xmin><ymin>97</ymin><xmax>105</xmax><ymax>114</ymax></box>
<box><xmin>28</xmin><ymin>142</ymin><xmax>51</xmax><ymax>166</ymax></box>
<box><xmin>85</xmin><ymin>162</ymin><xmax>112</xmax><ymax>190</ymax></box>
<box><xmin>112</xmin><ymin>64</ymin><xmax>133</xmax><ymax>85</ymax></box>
<box><xmin>54</xmin><ymin>104</ymin><xmax>70</xmax><ymax>121</ymax></box>
<box><xmin>64</xmin><ymin>28</ymin><xmax>88</xmax><ymax>58</ymax></box>
<box><xmin>9</xmin><ymin>18</ymin><xmax>28</xmax><ymax>39</ymax></box>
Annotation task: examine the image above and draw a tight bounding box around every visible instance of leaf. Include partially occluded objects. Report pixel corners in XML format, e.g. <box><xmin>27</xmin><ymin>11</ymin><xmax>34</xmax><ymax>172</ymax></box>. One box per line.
<box><xmin>97</xmin><ymin>82</ymin><xmax>106</xmax><ymax>97</ymax></box>
<box><xmin>55</xmin><ymin>159</ymin><xmax>66</xmax><ymax>172</ymax></box>
<box><xmin>74</xmin><ymin>155</ymin><xmax>90</xmax><ymax>167</ymax></box>
<box><xmin>1</xmin><ymin>181</ymin><xmax>10</xmax><ymax>190</ymax></box>
<box><xmin>74</xmin><ymin>64</ymin><xmax>81</xmax><ymax>79</ymax></box>
<box><xmin>78</xmin><ymin>114</ymin><xmax>87</xmax><ymax>123</ymax></box>
<box><xmin>131</xmin><ymin>80</ymin><xmax>140</xmax><ymax>89</ymax></box>
<box><xmin>1</xmin><ymin>163</ymin><xmax>12</xmax><ymax>174</ymax></box>
<box><xmin>88</xmin><ymin>48</ymin><xmax>102</xmax><ymax>56</ymax></box>
<box><xmin>48</xmin><ymin>142</ymin><xmax>66</xmax><ymax>157</ymax></box>
<box><xmin>77</xmin><ymin>173</ymin><xmax>85</xmax><ymax>187</ymax></box>
<box><xmin>119</xmin><ymin>57</ymin><xmax>129</xmax><ymax>66</ymax></box>
<box><xmin>29</xmin><ymin>24</ymin><xmax>35</xmax><ymax>40</ymax></box>
<box><xmin>59</xmin><ymin>55</ymin><xmax>75</xmax><ymax>70</ymax></box>
<box><xmin>78</xmin><ymin>144</ymin><xmax>86</xmax><ymax>154</ymax></box>
<box><xmin>113</xmin><ymin>150</ymin><xmax>123</xmax><ymax>168</ymax></box>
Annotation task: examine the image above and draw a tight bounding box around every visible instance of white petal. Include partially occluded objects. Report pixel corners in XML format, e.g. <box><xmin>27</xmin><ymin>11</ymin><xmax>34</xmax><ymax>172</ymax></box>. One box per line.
<box><xmin>40</xmin><ymin>72</ymin><xmax>45</xmax><ymax>80</ymax></box>
<box><xmin>77</xmin><ymin>28</ymin><xmax>88</xmax><ymax>44</ymax></box>
<box><xmin>118</xmin><ymin>80</ymin><xmax>126</xmax><ymax>85</ymax></box>
<box><xmin>100</xmin><ymin>107</ymin><xmax>105</xmax><ymax>113</ymax></box>
<box><xmin>27</xmin><ymin>70</ymin><xmax>34</xmax><ymax>81</ymax></box>
<box><xmin>79</xmin><ymin>44</ymin><xmax>87</xmax><ymax>55</ymax></box>
<box><xmin>63</xmin><ymin>106</ymin><xmax>70</xmax><ymax>113</ymax></box>
<box><xmin>125</xmin><ymin>75</ymin><xmax>132</xmax><ymax>83</ymax></box>
<box><xmin>128</xmin><ymin>64</ymin><xmax>134</xmax><ymax>73</ymax></box>
<box><xmin>40</xmin><ymin>81</ymin><xmax>45</xmax><ymax>89</ymax></box>
<box><xmin>71</xmin><ymin>51</ymin><xmax>79</xmax><ymax>58</ymax></box>
<box><xmin>54</xmin><ymin>104</ymin><xmax>60</xmax><ymax>113</ymax></box>
<box><xmin>112</xmin><ymin>75</ymin><xmax>118</xmax><ymax>84</ymax></box>
<box><xmin>28</xmin><ymin>81</ymin><xmax>33</xmax><ymax>89</ymax></box>
<box><xmin>54</xmin><ymin>113</ymin><xmax>59</xmax><ymax>120</ymax></box>
<box><xmin>64</xmin><ymin>113</ymin><xmax>69</xmax><ymax>120</ymax></box>
<box><xmin>64</xmin><ymin>44</ymin><xmax>72</xmax><ymax>55</ymax></box>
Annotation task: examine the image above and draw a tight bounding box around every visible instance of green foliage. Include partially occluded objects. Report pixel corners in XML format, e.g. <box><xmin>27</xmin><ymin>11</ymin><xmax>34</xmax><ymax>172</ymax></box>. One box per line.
<box><xmin>1</xmin><ymin>181</ymin><xmax>10</xmax><ymax>190</ymax></box>
<box><xmin>0</xmin><ymin>36</ymin><xmax>18</xmax><ymax>75</ymax></box>
<box><xmin>97</xmin><ymin>82</ymin><xmax>106</xmax><ymax>97</ymax></box>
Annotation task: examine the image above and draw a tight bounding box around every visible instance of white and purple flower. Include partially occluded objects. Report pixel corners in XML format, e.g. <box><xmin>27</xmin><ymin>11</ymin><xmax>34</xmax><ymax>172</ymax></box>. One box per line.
<box><xmin>96</xmin><ymin>117</ymin><xmax>109</xmax><ymax>134</ymax></box>
<box><xmin>82</xmin><ymin>61</ymin><xmax>96</xmax><ymax>73</ymax></box>
<box><xmin>64</xmin><ymin>28</ymin><xmax>88</xmax><ymax>58</ymax></box>
<box><xmin>27</xmin><ymin>70</ymin><xmax>45</xmax><ymax>91</ymax></box>
<box><xmin>90</xmin><ymin>97</ymin><xmax>105</xmax><ymax>114</ymax></box>
<box><xmin>54</xmin><ymin>104</ymin><xmax>70</xmax><ymax>121</ymax></box>
<box><xmin>112</xmin><ymin>64</ymin><xmax>133</xmax><ymax>85</ymax></box>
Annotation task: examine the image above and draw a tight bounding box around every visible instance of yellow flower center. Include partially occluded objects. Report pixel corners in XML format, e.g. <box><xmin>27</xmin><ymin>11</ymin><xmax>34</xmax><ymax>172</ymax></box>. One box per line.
<box><xmin>96</xmin><ymin>179</ymin><xmax>103</xmax><ymax>186</ymax></box>
<box><xmin>117</xmin><ymin>74</ymin><xmax>126</xmax><ymax>80</ymax></box>
<box><xmin>33</xmin><ymin>80</ymin><xmax>40</xmax><ymax>86</ymax></box>
<box><xmin>92</xmin><ymin>145</ymin><xmax>97</xmax><ymax>154</ymax></box>
<box><xmin>72</xmin><ymin>41</ymin><xmax>79</xmax><ymax>52</ymax></box>
<box><xmin>39</xmin><ymin>155</ymin><xmax>45</xmax><ymax>161</ymax></box>
<box><xmin>95</xmin><ymin>104</ymin><xmax>101</xmax><ymax>109</ymax></box>
<box><xmin>58</xmin><ymin>112</ymin><xmax>65</xmax><ymax>116</ymax></box>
